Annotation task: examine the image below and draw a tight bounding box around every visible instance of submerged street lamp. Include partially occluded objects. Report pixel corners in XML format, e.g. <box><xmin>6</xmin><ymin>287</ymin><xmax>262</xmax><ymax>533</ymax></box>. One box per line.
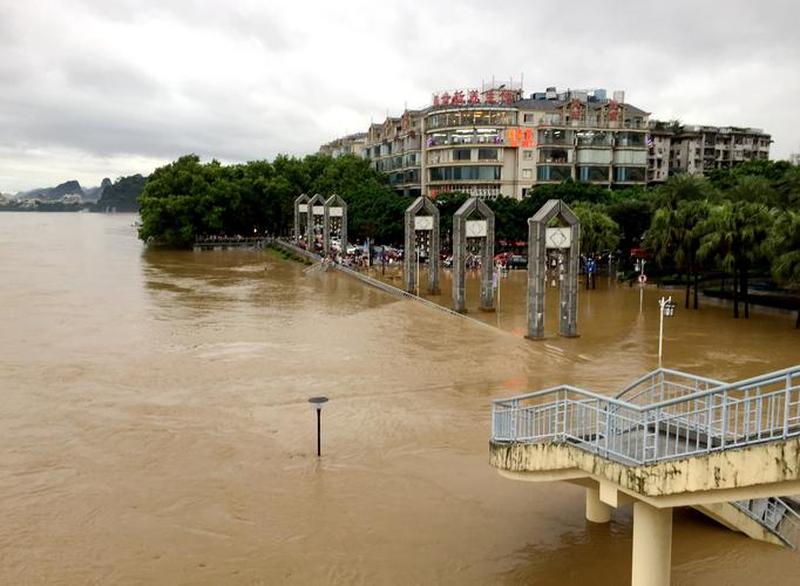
<box><xmin>308</xmin><ymin>396</ymin><xmax>329</xmax><ymax>457</ymax></box>
<box><xmin>658</xmin><ymin>296</ymin><xmax>676</xmax><ymax>366</ymax></box>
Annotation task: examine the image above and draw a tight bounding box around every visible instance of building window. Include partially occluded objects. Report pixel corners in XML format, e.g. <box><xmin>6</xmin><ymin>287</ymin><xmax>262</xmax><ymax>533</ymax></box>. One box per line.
<box><xmin>522</xmin><ymin>169</ymin><xmax>532</xmax><ymax>179</ymax></box>
<box><xmin>453</xmin><ymin>148</ymin><xmax>471</xmax><ymax>161</ymax></box>
<box><xmin>429</xmin><ymin>165</ymin><xmax>502</xmax><ymax>182</ymax></box>
<box><xmin>426</xmin><ymin>110</ymin><xmax>517</xmax><ymax>129</ymax></box>
<box><xmin>538</xmin><ymin>129</ymin><xmax>572</xmax><ymax>145</ymax></box>
<box><xmin>523</xmin><ymin>150</ymin><xmax>534</xmax><ymax>160</ymax></box>
<box><xmin>523</xmin><ymin>113</ymin><xmax>534</xmax><ymax>123</ymax></box>
<box><xmin>576</xmin><ymin>130</ymin><xmax>612</xmax><ymax>147</ymax></box>
<box><xmin>537</xmin><ymin>165</ymin><xmax>571</xmax><ymax>182</ymax></box>
<box><xmin>539</xmin><ymin>148</ymin><xmax>570</xmax><ymax>164</ymax></box>
<box><xmin>477</xmin><ymin>148</ymin><xmax>498</xmax><ymax>160</ymax></box>
<box><xmin>614</xmin><ymin>166</ymin><xmax>646</xmax><ymax>182</ymax></box>
<box><xmin>577</xmin><ymin>166</ymin><xmax>608</xmax><ymax>182</ymax></box>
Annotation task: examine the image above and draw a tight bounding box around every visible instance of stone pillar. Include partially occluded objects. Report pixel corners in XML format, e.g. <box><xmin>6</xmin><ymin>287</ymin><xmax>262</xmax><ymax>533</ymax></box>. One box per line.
<box><xmin>452</xmin><ymin>213</ymin><xmax>466</xmax><ymax>313</ymax></box>
<box><xmin>323</xmin><ymin>211</ymin><xmax>331</xmax><ymax>255</ymax></box>
<box><xmin>479</xmin><ymin>214</ymin><xmax>495</xmax><ymax>312</ymax></box>
<box><xmin>585</xmin><ymin>487</ymin><xmax>612</xmax><ymax>523</ymax></box>
<box><xmin>559</xmin><ymin>221</ymin><xmax>580</xmax><ymax>337</ymax></box>
<box><xmin>631</xmin><ymin>502</ymin><xmax>672</xmax><ymax>586</ymax></box>
<box><xmin>527</xmin><ymin>218</ymin><xmax>546</xmax><ymax>339</ymax></box>
<box><xmin>293</xmin><ymin>194</ymin><xmax>309</xmax><ymax>244</ymax></box>
<box><xmin>307</xmin><ymin>194</ymin><xmax>325</xmax><ymax>253</ymax></box>
<box><xmin>323</xmin><ymin>195</ymin><xmax>346</xmax><ymax>257</ymax></box>
<box><xmin>405</xmin><ymin>197</ymin><xmax>441</xmax><ymax>295</ymax></box>
<box><xmin>526</xmin><ymin>199</ymin><xmax>580</xmax><ymax>339</ymax></box>
<box><xmin>404</xmin><ymin>210</ymin><xmax>416</xmax><ymax>294</ymax></box>
<box><xmin>428</xmin><ymin>212</ymin><xmax>440</xmax><ymax>295</ymax></box>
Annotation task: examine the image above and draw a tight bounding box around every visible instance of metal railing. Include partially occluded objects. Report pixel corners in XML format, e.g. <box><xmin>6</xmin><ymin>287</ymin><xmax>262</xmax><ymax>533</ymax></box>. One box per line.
<box><xmin>492</xmin><ymin>366</ymin><xmax>800</xmax><ymax>548</ymax></box>
<box><xmin>731</xmin><ymin>497</ymin><xmax>800</xmax><ymax>549</ymax></box>
<box><xmin>492</xmin><ymin>365</ymin><xmax>800</xmax><ymax>465</ymax></box>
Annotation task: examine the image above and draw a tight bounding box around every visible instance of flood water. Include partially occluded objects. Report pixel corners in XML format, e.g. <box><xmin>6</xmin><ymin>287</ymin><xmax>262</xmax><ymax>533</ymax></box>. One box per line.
<box><xmin>1</xmin><ymin>212</ymin><xmax>798</xmax><ymax>585</ymax></box>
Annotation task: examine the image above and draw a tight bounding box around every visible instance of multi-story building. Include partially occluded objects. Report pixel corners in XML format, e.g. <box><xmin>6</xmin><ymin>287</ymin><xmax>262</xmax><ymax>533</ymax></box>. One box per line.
<box><xmin>320</xmin><ymin>83</ymin><xmax>771</xmax><ymax>199</ymax></box>
<box><xmin>667</xmin><ymin>125</ymin><xmax>771</xmax><ymax>176</ymax></box>
<box><xmin>646</xmin><ymin>122</ymin><xmax>673</xmax><ymax>183</ymax></box>
<box><xmin>364</xmin><ymin>111</ymin><xmax>423</xmax><ymax>198</ymax></box>
<box><xmin>322</xmin><ymin>84</ymin><xmax>650</xmax><ymax>199</ymax></box>
<box><xmin>319</xmin><ymin>132</ymin><xmax>368</xmax><ymax>158</ymax></box>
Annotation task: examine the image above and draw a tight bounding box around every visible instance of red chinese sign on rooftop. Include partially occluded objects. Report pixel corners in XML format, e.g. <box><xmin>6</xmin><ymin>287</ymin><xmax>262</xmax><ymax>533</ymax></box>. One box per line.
<box><xmin>432</xmin><ymin>88</ymin><xmax>518</xmax><ymax>108</ymax></box>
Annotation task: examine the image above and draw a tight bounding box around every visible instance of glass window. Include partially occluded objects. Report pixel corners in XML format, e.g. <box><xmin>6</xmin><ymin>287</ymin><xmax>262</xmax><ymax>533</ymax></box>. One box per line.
<box><xmin>537</xmin><ymin>165</ymin><xmax>572</xmax><ymax>182</ymax></box>
<box><xmin>523</xmin><ymin>150</ymin><xmax>534</xmax><ymax>160</ymax></box>
<box><xmin>616</xmin><ymin>132</ymin><xmax>645</xmax><ymax>147</ymax></box>
<box><xmin>522</xmin><ymin>169</ymin><xmax>533</xmax><ymax>179</ymax></box>
<box><xmin>539</xmin><ymin>148</ymin><xmax>569</xmax><ymax>164</ymax></box>
<box><xmin>614</xmin><ymin>167</ymin><xmax>646</xmax><ymax>182</ymax></box>
<box><xmin>453</xmin><ymin>149</ymin><xmax>471</xmax><ymax>161</ymax></box>
<box><xmin>576</xmin><ymin>130</ymin><xmax>612</xmax><ymax>147</ymax></box>
<box><xmin>478</xmin><ymin>148</ymin><xmax>498</xmax><ymax>160</ymax></box>
<box><xmin>578</xmin><ymin>166</ymin><xmax>609</xmax><ymax>182</ymax></box>
<box><xmin>538</xmin><ymin>129</ymin><xmax>572</xmax><ymax>145</ymax></box>
<box><xmin>429</xmin><ymin>166</ymin><xmax>501</xmax><ymax>182</ymax></box>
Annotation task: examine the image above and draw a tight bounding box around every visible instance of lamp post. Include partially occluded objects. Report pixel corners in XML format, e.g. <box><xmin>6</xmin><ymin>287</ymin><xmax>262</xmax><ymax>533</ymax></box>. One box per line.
<box><xmin>658</xmin><ymin>296</ymin><xmax>675</xmax><ymax>366</ymax></box>
<box><xmin>308</xmin><ymin>396</ymin><xmax>329</xmax><ymax>457</ymax></box>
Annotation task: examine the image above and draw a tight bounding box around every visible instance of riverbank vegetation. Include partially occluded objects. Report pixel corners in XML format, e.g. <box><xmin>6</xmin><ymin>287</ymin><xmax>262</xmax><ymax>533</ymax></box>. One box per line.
<box><xmin>137</xmin><ymin>154</ymin><xmax>800</xmax><ymax>323</ymax></box>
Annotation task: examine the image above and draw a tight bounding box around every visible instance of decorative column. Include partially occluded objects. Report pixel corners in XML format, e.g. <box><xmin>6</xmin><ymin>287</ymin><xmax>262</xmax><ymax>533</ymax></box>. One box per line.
<box><xmin>294</xmin><ymin>193</ymin><xmax>309</xmax><ymax>244</ymax></box>
<box><xmin>526</xmin><ymin>199</ymin><xmax>580</xmax><ymax>339</ymax></box>
<box><xmin>452</xmin><ymin>197</ymin><xmax>494</xmax><ymax>313</ymax></box>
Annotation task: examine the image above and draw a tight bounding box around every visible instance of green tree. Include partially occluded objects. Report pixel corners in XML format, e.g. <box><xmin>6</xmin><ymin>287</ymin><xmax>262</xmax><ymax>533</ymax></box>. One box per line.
<box><xmin>698</xmin><ymin>201</ymin><xmax>773</xmax><ymax>318</ymax></box>
<box><xmin>766</xmin><ymin>210</ymin><xmax>800</xmax><ymax>328</ymax></box>
<box><xmin>572</xmin><ymin>202</ymin><xmax>620</xmax><ymax>289</ymax></box>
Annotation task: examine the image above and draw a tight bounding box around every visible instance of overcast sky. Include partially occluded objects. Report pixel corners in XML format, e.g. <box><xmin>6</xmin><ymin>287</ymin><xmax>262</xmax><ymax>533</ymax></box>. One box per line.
<box><xmin>1</xmin><ymin>0</ymin><xmax>799</xmax><ymax>193</ymax></box>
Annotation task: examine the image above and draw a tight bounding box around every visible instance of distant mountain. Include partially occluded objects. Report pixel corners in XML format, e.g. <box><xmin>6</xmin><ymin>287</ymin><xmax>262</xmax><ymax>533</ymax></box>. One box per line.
<box><xmin>17</xmin><ymin>180</ymin><xmax>84</xmax><ymax>202</ymax></box>
<box><xmin>83</xmin><ymin>178</ymin><xmax>112</xmax><ymax>202</ymax></box>
<box><xmin>94</xmin><ymin>174</ymin><xmax>146</xmax><ymax>212</ymax></box>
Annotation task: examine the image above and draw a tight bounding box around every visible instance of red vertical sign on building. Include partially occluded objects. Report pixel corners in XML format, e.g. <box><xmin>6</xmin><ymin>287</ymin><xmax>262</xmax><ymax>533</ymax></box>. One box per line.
<box><xmin>570</xmin><ymin>99</ymin><xmax>582</xmax><ymax>121</ymax></box>
<box><xmin>609</xmin><ymin>100</ymin><xmax>619</xmax><ymax>122</ymax></box>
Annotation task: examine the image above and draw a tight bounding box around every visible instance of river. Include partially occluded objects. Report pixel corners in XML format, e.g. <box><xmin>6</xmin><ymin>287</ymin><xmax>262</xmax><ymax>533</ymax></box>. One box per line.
<box><xmin>0</xmin><ymin>212</ymin><xmax>797</xmax><ymax>584</ymax></box>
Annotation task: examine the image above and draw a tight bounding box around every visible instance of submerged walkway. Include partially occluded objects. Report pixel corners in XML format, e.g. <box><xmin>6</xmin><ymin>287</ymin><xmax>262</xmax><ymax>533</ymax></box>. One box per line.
<box><xmin>491</xmin><ymin>365</ymin><xmax>800</xmax><ymax>586</ymax></box>
<box><xmin>270</xmin><ymin>238</ymin><xmax>499</xmax><ymax>332</ymax></box>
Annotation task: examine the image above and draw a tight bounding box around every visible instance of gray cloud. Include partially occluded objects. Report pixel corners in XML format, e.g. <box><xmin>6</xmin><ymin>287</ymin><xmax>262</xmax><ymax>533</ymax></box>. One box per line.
<box><xmin>1</xmin><ymin>0</ymin><xmax>799</xmax><ymax>192</ymax></box>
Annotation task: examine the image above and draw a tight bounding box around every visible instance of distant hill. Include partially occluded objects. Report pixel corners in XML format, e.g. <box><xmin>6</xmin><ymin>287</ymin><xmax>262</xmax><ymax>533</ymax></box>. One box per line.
<box><xmin>94</xmin><ymin>174</ymin><xmax>146</xmax><ymax>212</ymax></box>
<box><xmin>17</xmin><ymin>180</ymin><xmax>84</xmax><ymax>202</ymax></box>
<box><xmin>83</xmin><ymin>178</ymin><xmax>112</xmax><ymax>202</ymax></box>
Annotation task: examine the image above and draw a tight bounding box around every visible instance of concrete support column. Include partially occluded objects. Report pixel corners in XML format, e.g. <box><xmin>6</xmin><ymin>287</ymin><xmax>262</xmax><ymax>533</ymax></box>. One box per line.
<box><xmin>585</xmin><ymin>487</ymin><xmax>612</xmax><ymax>523</ymax></box>
<box><xmin>631</xmin><ymin>502</ymin><xmax>672</xmax><ymax>586</ymax></box>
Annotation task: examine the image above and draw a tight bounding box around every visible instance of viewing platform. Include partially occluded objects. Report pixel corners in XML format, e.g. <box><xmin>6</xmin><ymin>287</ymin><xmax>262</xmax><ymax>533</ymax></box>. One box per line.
<box><xmin>491</xmin><ymin>366</ymin><xmax>800</xmax><ymax>586</ymax></box>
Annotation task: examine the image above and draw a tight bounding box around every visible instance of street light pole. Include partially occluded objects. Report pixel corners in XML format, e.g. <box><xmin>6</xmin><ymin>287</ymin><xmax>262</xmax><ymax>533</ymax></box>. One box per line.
<box><xmin>307</xmin><ymin>396</ymin><xmax>329</xmax><ymax>457</ymax></box>
<box><xmin>658</xmin><ymin>296</ymin><xmax>675</xmax><ymax>367</ymax></box>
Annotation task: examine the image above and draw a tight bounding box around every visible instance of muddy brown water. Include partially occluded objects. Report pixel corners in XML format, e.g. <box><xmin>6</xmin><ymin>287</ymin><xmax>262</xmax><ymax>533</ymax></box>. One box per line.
<box><xmin>1</xmin><ymin>213</ymin><xmax>798</xmax><ymax>585</ymax></box>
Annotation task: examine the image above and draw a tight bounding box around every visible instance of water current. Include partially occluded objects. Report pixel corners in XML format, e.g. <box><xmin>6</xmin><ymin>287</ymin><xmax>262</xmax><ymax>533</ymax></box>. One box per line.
<box><xmin>0</xmin><ymin>213</ymin><xmax>798</xmax><ymax>584</ymax></box>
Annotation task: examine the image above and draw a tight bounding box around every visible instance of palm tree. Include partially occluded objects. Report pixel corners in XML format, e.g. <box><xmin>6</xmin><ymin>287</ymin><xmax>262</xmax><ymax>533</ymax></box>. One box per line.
<box><xmin>646</xmin><ymin>175</ymin><xmax>716</xmax><ymax>306</ymax></box>
<box><xmin>699</xmin><ymin>201</ymin><xmax>773</xmax><ymax>318</ymax></box>
<box><xmin>674</xmin><ymin>200</ymin><xmax>712</xmax><ymax>309</ymax></box>
<box><xmin>653</xmin><ymin>173</ymin><xmax>715</xmax><ymax>210</ymax></box>
<box><xmin>767</xmin><ymin>210</ymin><xmax>800</xmax><ymax>328</ymax></box>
